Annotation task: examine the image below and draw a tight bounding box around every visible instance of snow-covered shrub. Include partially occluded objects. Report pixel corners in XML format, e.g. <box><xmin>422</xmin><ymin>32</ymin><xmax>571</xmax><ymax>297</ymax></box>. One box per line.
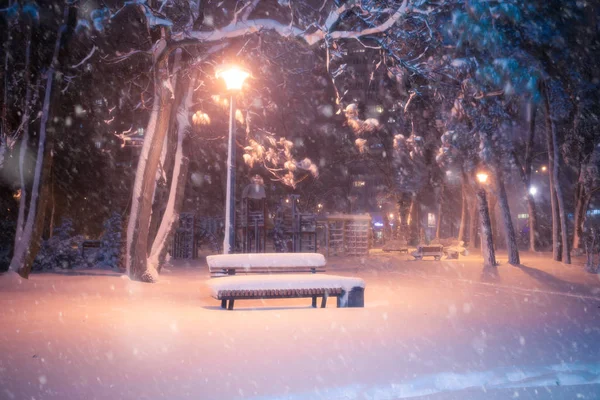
<box><xmin>34</xmin><ymin>219</ymin><xmax>84</xmax><ymax>270</ymax></box>
<box><xmin>97</xmin><ymin>212</ymin><xmax>123</xmax><ymax>269</ymax></box>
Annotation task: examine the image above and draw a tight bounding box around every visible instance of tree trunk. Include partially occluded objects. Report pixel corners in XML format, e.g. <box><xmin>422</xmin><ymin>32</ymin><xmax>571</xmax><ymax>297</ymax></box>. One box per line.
<box><xmin>572</xmin><ymin>187</ymin><xmax>590</xmax><ymax>251</ymax></box>
<box><xmin>126</xmin><ymin>65</ymin><xmax>175</xmax><ymax>282</ymax></box>
<box><xmin>22</xmin><ymin>145</ymin><xmax>53</xmax><ymax>274</ymax></box>
<box><xmin>523</xmin><ymin>102</ymin><xmax>539</xmax><ymax>251</ymax></box>
<box><xmin>0</xmin><ymin>1</ymin><xmax>11</xmax><ymax>170</ymax></box>
<box><xmin>468</xmin><ymin>192</ymin><xmax>479</xmax><ymax>248</ymax></box>
<box><xmin>477</xmin><ymin>188</ymin><xmax>496</xmax><ymax>267</ymax></box>
<box><xmin>458</xmin><ymin>183</ymin><xmax>467</xmax><ymax>242</ymax></box>
<box><xmin>14</xmin><ymin>29</ymin><xmax>34</xmax><ymax>248</ymax></box>
<box><xmin>543</xmin><ymin>85</ymin><xmax>561</xmax><ymax>261</ymax></box>
<box><xmin>494</xmin><ymin>168</ymin><xmax>520</xmax><ymax>265</ymax></box>
<box><xmin>543</xmin><ymin>81</ymin><xmax>570</xmax><ymax>264</ymax></box>
<box><xmin>526</xmin><ymin>194</ymin><xmax>539</xmax><ymax>252</ymax></box>
<box><xmin>488</xmin><ymin>193</ymin><xmax>498</xmax><ymax>248</ymax></box>
<box><xmin>435</xmin><ymin>185</ymin><xmax>443</xmax><ymax>240</ymax></box>
<box><xmin>148</xmin><ymin>73</ymin><xmax>194</xmax><ymax>271</ymax></box>
<box><xmin>9</xmin><ymin>9</ymin><xmax>67</xmax><ymax>276</ymax></box>
<box><xmin>157</xmin><ymin>157</ymin><xmax>189</xmax><ymax>271</ymax></box>
<box><xmin>147</xmin><ymin>51</ymin><xmax>183</xmax><ymax>249</ymax></box>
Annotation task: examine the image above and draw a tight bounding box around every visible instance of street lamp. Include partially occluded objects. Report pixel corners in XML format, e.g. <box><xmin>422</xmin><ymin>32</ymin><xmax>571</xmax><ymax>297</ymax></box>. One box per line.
<box><xmin>529</xmin><ymin>186</ymin><xmax>538</xmax><ymax>196</ymax></box>
<box><xmin>476</xmin><ymin>172</ymin><xmax>489</xmax><ymax>184</ymax></box>
<box><xmin>216</xmin><ymin>64</ymin><xmax>250</xmax><ymax>254</ymax></box>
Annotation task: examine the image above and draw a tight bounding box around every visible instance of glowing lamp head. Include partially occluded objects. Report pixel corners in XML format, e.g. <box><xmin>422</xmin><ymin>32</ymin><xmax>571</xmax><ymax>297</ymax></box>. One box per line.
<box><xmin>541</xmin><ymin>166</ymin><xmax>547</xmax><ymax>172</ymax></box>
<box><xmin>529</xmin><ymin>186</ymin><xmax>538</xmax><ymax>196</ymax></box>
<box><xmin>476</xmin><ymin>172</ymin><xmax>488</xmax><ymax>184</ymax></box>
<box><xmin>388</xmin><ymin>213</ymin><xmax>394</xmax><ymax>220</ymax></box>
<box><xmin>216</xmin><ymin>65</ymin><xmax>250</xmax><ymax>91</ymax></box>
<box><xmin>317</xmin><ymin>203</ymin><xmax>323</xmax><ymax>209</ymax></box>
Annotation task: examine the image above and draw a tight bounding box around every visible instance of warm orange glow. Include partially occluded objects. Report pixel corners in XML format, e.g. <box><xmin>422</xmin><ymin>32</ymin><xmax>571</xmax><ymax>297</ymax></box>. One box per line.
<box><xmin>541</xmin><ymin>166</ymin><xmax>547</xmax><ymax>172</ymax></box>
<box><xmin>389</xmin><ymin>213</ymin><xmax>394</xmax><ymax>220</ymax></box>
<box><xmin>476</xmin><ymin>172</ymin><xmax>489</xmax><ymax>184</ymax></box>
<box><xmin>192</xmin><ymin>111</ymin><xmax>211</xmax><ymax>126</ymax></box>
<box><xmin>216</xmin><ymin>65</ymin><xmax>250</xmax><ymax>91</ymax></box>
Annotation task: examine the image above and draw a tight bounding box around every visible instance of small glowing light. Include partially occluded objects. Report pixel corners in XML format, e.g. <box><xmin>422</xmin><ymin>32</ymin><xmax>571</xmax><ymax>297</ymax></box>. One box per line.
<box><xmin>476</xmin><ymin>172</ymin><xmax>488</xmax><ymax>184</ymax></box>
<box><xmin>446</xmin><ymin>170</ymin><xmax>452</xmax><ymax>176</ymax></box>
<box><xmin>317</xmin><ymin>203</ymin><xmax>323</xmax><ymax>209</ymax></box>
<box><xmin>216</xmin><ymin>65</ymin><xmax>250</xmax><ymax>91</ymax></box>
<box><xmin>376</xmin><ymin>105</ymin><xmax>384</xmax><ymax>113</ymax></box>
<box><xmin>285</xmin><ymin>199</ymin><xmax>290</xmax><ymax>204</ymax></box>
<box><xmin>541</xmin><ymin>166</ymin><xmax>547</xmax><ymax>172</ymax></box>
<box><xmin>192</xmin><ymin>111</ymin><xmax>211</xmax><ymax>126</ymax></box>
<box><xmin>388</xmin><ymin>213</ymin><xmax>394</xmax><ymax>220</ymax></box>
<box><xmin>529</xmin><ymin>186</ymin><xmax>538</xmax><ymax>196</ymax></box>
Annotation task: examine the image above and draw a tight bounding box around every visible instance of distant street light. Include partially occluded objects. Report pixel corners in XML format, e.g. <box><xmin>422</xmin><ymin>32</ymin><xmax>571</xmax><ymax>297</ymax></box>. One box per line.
<box><xmin>389</xmin><ymin>213</ymin><xmax>394</xmax><ymax>220</ymax></box>
<box><xmin>529</xmin><ymin>186</ymin><xmax>538</xmax><ymax>196</ymax></box>
<box><xmin>541</xmin><ymin>166</ymin><xmax>547</xmax><ymax>172</ymax></box>
<box><xmin>476</xmin><ymin>172</ymin><xmax>489</xmax><ymax>184</ymax></box>
<box><xmin>216</xmin><ymin>64</ymin><xmax>250</xmax><ymax>254</ymax></box>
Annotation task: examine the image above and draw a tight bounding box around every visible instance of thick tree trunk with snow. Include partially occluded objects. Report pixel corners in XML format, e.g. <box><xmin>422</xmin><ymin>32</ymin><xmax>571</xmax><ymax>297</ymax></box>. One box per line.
<box><xmin>543</xmin><ymin>82</ymin><xmax>570</xmax><ymax>264</ymax></box>
<box><xmin>477</xmin><ymin>188</ymin><xmax>496</xmax><ymax>267</ymax></box>
<box><xmin>494</xmin><ymin>168</ymin><xmax>520</xmax><ymax>265</ymax></box>
<box><xmin>148</xmin><ymin>73</ymin><xmax>194</xmax><ymax>272</ymax></box>
<box><xmin>126</xmin><ymin>67</ymin><xmax>174</xmax><ymax>282</ymax></box>
<box><xmin>155</xmin><ymin>156</ymin><xmax>189</xmax><ymax>272</ymax></box>
<box><xmin>458</xmin><ymin>184</ymin><xmax>467</xmax><ymax>242</ymax></box>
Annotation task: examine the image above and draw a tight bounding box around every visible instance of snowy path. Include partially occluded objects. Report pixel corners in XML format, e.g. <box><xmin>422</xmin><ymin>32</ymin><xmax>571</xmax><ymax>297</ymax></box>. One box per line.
<box><xmin>1</xmin><ymin>251</ymin><xmax>599</xmax><ymax>400</ymax></box>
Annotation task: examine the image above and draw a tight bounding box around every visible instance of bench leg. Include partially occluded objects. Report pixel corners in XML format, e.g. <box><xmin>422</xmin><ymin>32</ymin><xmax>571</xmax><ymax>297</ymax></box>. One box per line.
<box><xmin>311</xmin><ymin>296</ymin><xmax>317</xmax><ymax>308</ymax></box>
<box><xmin>321</xmin><ymin>294</ymin><xmax>328</xmax><ymax>308</ymax></box>
<box><xmin>221</xmin><ymin>299</ymin><xmax>226</xmax><ymax>309</ymax></box>
<box><xmin>338</xmin><ymin>287</ymin><xmax>365</xmax><ymax>308</ymax></box>
<box><xmin>227</xmin><ymin>299</ymin><xmax>235</xmax><ymax>310</ymax></box>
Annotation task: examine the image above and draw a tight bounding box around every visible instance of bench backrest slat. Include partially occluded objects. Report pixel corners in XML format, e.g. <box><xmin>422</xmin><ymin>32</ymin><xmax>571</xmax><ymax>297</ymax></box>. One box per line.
<box><xmin>208</xmin><ymin>253</ymin><xmax>326</xmax><ymax>277</ymax></box>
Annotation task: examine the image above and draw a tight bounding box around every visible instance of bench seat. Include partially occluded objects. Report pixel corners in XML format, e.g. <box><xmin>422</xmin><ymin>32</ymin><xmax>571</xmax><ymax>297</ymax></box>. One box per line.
<box><xmin>206</xmin><ymin>274</ymin><xmax>365</xmax><ymax>309</ymax></box>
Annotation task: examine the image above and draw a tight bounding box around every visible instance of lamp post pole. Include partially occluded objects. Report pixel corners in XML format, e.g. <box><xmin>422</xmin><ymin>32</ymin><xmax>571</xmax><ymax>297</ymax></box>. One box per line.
<box><xmin>476</xmin><ymin>172</ymin><xmax>496</xmax><ymax>267</ymax></box>
<box><xmin>216</xmin><ymin>65</ymin><xmax>249</xmax><ymax>254</ymax></box>
<box><xmin>224</xmin><ymin>95</ymin><xmax>236</xmax><ymax>254</ymax></box>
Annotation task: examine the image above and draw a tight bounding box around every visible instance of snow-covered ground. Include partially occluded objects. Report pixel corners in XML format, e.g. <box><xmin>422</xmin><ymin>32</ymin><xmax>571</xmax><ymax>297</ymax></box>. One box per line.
<box><xmin>1</xmin><ymin>251</ymin><xmax>599</xmax><ymax>400</ymax></box>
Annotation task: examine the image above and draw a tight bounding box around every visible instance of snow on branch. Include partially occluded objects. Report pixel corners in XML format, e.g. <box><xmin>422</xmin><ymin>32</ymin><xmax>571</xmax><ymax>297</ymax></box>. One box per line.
<box><xmin>70</xmin><ymin>45</ymin><xmax>96</xmax><ymax>68</ymax></box>
<box><xmin>180</xmin><ymin>0</ymin><xmax>411</xmax><ymax>46</ymax></box>
<box><xmin>326</xmin><ymin>0</ymin><xmax>409</xmax><ymax>42</ymax></box>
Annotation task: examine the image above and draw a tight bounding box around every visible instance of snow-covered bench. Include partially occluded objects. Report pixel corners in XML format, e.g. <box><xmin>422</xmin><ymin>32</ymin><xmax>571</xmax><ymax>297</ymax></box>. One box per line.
<box><xmin>432</xmin><ymin>239</ymin><xmax>467</xmax><ymax>259</ymax></box>
<box><xmin>206</xmin><ymin>253</ymin><xmax>365</xmax><ymax>310</ymax></box>
<box><xmin>411</xmin><ymin>244</ymin><xmax>444</xmax><ymax>260</ymax></box>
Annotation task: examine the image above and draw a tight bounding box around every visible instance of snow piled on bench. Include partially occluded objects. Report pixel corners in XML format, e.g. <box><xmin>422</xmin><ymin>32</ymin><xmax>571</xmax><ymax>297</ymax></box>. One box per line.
<box><xmin>207</xmin><ymin>253</ymin><xmax>326</xmax><ymax>269</ymax></box>
<box><xmin>206</xmin><ymin>274</ymin><xmax>364</xmax><ymax>297</ymax></box>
